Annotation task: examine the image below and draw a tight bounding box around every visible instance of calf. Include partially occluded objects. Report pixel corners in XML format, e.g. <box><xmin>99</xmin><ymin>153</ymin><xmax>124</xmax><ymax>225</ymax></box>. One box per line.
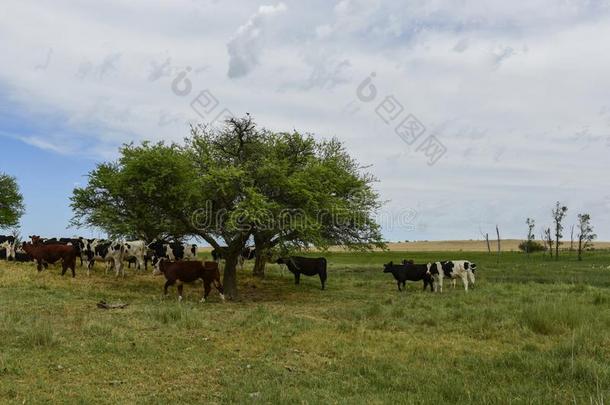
<box><xmin>148</xmin><ymin>240</ymin><xmax>197</xmax><ymax>273</ymax></box>
<box><xmin>123</xmin><ymin>240</ymin><xmax>148</xmax><ymax>271</ymax></box>
<box><xmin>427</xmin><ymin>260</ymin><xmax>477</xmax><ymax>293</ymax></box>
<box><xmin>22</xmin><ymin>242</ymin><xmax>77</xmax><ymax>277</ymax></box>
<box><xmin>157</xmin><ymin>259</ymin><xmax>224</xmax><ymax>302</ymax></box>
<box><xmin>383</xmin><ymin>261</ymin><xmax>434</xmax><ymax>292</ymax></box>
<box><xmin>276</xmin><ymin>256</ymin><xmax>327</xmax><ymax>290</ymax></box>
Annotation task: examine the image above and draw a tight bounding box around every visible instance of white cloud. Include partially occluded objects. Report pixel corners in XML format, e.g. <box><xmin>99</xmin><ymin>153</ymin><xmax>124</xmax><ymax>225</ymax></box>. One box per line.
<box><xmin>226</xmin><ymin>2</ymin><xmax>288</xmax><ymax>78</ymax></box>
<box><xmin>1</xmin><ymin>0</ymin><xmax>610</xmax><ymax>239</ymax></box>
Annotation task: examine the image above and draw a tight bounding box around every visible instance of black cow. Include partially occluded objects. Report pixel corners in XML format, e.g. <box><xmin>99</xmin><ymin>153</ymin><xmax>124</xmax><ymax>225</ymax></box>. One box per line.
<box><xmin>276</xmin><ymin>256</ymin><xmax>327</xmax><ymax>290</ymax></box>
<box><xmin>383</xmin><ymin>261</ymin><xmax>434</xmax><ymax>292</ymax></box>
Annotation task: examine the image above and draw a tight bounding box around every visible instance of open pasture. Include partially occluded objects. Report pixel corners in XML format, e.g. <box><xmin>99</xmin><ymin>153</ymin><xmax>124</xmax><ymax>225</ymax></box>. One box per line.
<box><xmin>1</xmin><ymin>251</ymin><xmax>609</xmax><ymax>404</ymax></box>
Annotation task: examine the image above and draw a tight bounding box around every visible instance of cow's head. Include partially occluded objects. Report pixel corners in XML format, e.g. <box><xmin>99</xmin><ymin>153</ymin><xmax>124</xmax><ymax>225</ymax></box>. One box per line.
<box><xmin>152</xmin><ymin>257</ymin><xmax>165</xmax><ymax>276</ymax></box>
<box><xmin>383</xmin><ymin>262</ymin><xmax>393</xmax><ymax>273</ymax></box>
<box><xmin>426</xmin><ymin>262</ymin><xmax>440</xmax><ymax>276</ymax></box>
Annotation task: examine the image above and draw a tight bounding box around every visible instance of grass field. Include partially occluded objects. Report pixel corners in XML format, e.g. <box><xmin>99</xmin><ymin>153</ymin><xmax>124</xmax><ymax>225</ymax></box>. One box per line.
<box><xmin>1</xmin><ymin>250</ymin><xmax>610</xmax><ymax>404</ymax></box>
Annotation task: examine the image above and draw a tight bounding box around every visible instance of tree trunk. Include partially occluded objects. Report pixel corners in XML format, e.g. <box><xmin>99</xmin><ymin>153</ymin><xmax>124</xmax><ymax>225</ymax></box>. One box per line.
<box><xmin>555</xmin><ymin>230</ymin><xmax>560</xmax><ymax>260</ymax></box>
<box><xmin>485</xmin><ymin>233</ymin><xmax>491</xmax><ymax>254</ymax></box>
<box><xmin>578</xmin><ymin>237</ymin><xmax>583</xmax><ymax>261</ymax></box>
<box><xmin>252</xmin><ymin>254</ymin><xmax>267</xmax><ymax>278</ymax></box>
<box><xmin>496</xmin><ymin>225</ymin><xmax>501</xmax><ymax>263</ymax></box>
<box><xmin>570</xmin><ymin>225</ymin><xmax>574</xmax><ymax>252</ymax></box>
<box><xmin>222</xmin><ymin>254</ymin><xmax>239</xmax><ymax>300</ymax></box>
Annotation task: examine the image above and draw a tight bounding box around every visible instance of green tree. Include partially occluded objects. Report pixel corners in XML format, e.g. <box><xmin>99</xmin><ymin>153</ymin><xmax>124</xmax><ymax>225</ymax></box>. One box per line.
<box><xmin>0</xmin><ymin>172</ymin><xmax>25</xmax><ymax>229</ymax></box>
<box><xmin>552</xmin><ymin>202</ymin><xmax>568</xmax><ymax>260</ymax></box>
<box><xmin>576</xmin><ymin>213</ymin><xmax>596</xmax><ymax>261</ymax></box>
<box><xmin>71</xmin><ymin>116</ymin><xmax>384</xmax><ymax>298</ymax></box>
<box><xmin>524</xmin><ymin>217</ymin><xmax>535</xmax><ymax>256</ymax></box>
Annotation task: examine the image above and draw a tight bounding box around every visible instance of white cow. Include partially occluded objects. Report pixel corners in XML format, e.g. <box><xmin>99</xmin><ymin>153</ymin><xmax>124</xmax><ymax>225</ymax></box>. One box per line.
<box><xmin>427</xmin><ymin>260</ymin><xmax>477</xmax><ymax>293</ymax></box>
<box><xmin>123</xmin><ymin>240</ymin><xmax>147</xmax><ymax>271</ymax></box>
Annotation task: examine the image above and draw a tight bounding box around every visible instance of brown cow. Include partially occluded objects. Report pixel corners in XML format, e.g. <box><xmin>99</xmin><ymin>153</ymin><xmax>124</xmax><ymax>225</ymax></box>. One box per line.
<box><xmin>157</xmin><ymin>260</ymin><xmax>225</xmax><ymax>302</ymax></box>
<box><xmin>22</xmin><ymin>242</ymin><xmax>77</xmax><ymax>277</ymax></box>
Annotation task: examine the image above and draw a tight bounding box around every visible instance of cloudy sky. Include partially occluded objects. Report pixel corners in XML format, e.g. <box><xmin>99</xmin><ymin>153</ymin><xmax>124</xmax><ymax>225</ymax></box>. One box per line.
<box><xmin>1</xmin><ymin>0</ymin><xmax>610</xmax><ymax>241</ymax></box>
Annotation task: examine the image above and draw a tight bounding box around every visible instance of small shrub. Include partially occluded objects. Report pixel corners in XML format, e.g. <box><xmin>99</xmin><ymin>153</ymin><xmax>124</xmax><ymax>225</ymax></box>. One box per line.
<box><xmin>518</xmin><ymin>240</ymin><xmax>546</xmax><ymax>253</ymax></box>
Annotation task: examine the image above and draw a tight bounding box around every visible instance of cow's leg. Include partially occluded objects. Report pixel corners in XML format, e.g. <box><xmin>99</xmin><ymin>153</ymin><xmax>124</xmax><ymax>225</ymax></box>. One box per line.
<box><xmin>294</xmin><ymin>272</ymin><xmax>300</xmax><ymax>285</ymax></box>
<box><xmin>36</xmin><ymin>260</ymin><xmax>43</xmax><ymax>272</ymax></box>
<box><xmin>163</xmin><ymin>280</ymin><xmax>175</xmax><ymax>297</ymax></box>
<box><xmin>461</xmin><ymin>274</ymin><xmax>469</xmax><ymax>292</ymax></box>
<box><xmin>319</xmin><ymin>269</ymin><xmax>327</xmax><ymax>290</ymax></box>
<box><xmin>202</xmin><ymin>280</ymin><xmax>211</xmax><ymax>302</ymax></box>
<box><xmin>397</xmin><ymin>281</ymin><xmax>401</xmax><ymax>291</ymax></box>
<box><xmin>115</xmin><ymin>260</ymin><xmax>124</xmax><ymax>278</ymax></box>
<box><xmin>468</xmin><ymin>271</ymin><xmax>475</xmax><ymax>287</ymax></box>
<box><xmin>215</xmin><ymin>280</ymin><xmax>225</xmax><ymax>301</ymax></box>
<box><xmin>177</xmin><ymin>282</ymin><xmax>184</xmax><ymax>301</ymax></box>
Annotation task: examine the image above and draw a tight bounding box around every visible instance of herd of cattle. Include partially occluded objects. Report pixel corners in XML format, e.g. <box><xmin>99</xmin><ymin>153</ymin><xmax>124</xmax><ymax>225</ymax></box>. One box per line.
<box><xmin>1</xmin><ymin>234</ymin><xmax>478</xmax><ymax>299</ymax></box>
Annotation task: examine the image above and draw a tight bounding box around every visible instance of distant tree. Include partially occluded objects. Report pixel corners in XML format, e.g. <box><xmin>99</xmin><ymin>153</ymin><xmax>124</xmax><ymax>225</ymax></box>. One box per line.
<box><xmin>577</xmin><ymin>213</ymin><xmax>596</xmax><ymax>261</ymax></box>
<box><xmin>544</xmin><ymin>227</ymin><xmax>554</xmax><ymax>258</ymax></box>
<box><xmin>525</xmin><ymin>218</ymin><xmax>535</xmax><ymax>256</ymax></box>
<box><xmin>0</xmin><ymin>172</ymin><xmax>25</xmax><ymax>230</ymax></box>
<box><xmin>551</xmin><ymin>202</ymin><xmax>568</xmax><ymax>260</ymax></box>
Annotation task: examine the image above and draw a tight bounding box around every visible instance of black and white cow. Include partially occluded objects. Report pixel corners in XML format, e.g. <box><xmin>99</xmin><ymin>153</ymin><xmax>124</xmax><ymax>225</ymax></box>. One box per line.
<box><xmin>123</xmin><ymin>240</ymin><xmax>148</xmax><ymax>271</ymax></box>
<box><xmin>81</xmin><ymin>239</ymin><xmax>125</xmax><ymax>277</ymax></box>
<box><xmin>0</xmin><ymin>235</ymin><xmax>16</xmax><ymax>260</ymax></box>
<box><xmin>1</xmin><ymin>246</ymin><xmax>32</xmax><ymax>262</ymax></box>
<box><xmin>276</xmin><ymin>256</ymin><xmax>327</xmax><ymax>290</ymax></box>
<box><xmin>211</xmin><ymin>247</ymin><xmax>228</xmax><ymax>262</ymax></box>
<box><xmin>147</xmin><ymin>240</ymin><xmax>197</xmax><ymax>274</ymax></box>
<box><xmin>238</xmin><ymin>247</ymin><xmax>256</xmax><ymax>270</ymax></box>
<box><xmin>427</xmin><ymin>260</ymin><xmax>477</xmax><ymax>293</ymax></box>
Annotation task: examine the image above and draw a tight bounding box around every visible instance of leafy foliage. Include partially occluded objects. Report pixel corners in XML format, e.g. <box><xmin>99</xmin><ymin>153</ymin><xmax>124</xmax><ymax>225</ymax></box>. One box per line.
<box><xmin>0</xmin><ymin>173</ymin><xmax>25</xmax><ymax>229</ymax></box>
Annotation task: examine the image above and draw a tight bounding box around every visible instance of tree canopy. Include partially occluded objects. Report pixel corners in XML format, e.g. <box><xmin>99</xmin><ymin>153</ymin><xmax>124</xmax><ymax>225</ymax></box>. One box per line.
<box><xmin>0</xmin><ymin>172</ymin><xmax>25</xmax><ymax>230</ymax></box>
<box><xmin>71</xmin><ymin>116</ymin><xmax>384</xmax><ymax>298</ymax></box>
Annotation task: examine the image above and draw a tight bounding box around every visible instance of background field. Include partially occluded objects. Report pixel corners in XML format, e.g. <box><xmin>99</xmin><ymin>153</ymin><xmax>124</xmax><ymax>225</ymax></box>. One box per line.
<box><xmin>1</xmin><ymin>250</ymin><xmax>609</xmax><ymax>404</ymax></box>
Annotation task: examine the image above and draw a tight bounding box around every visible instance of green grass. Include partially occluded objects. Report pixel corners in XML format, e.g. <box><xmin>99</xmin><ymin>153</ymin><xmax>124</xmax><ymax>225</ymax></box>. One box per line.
<box><xmin>1</xmin><ymin>251</ymin><xmax>609</xmax><ymax>404</ymax></box>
